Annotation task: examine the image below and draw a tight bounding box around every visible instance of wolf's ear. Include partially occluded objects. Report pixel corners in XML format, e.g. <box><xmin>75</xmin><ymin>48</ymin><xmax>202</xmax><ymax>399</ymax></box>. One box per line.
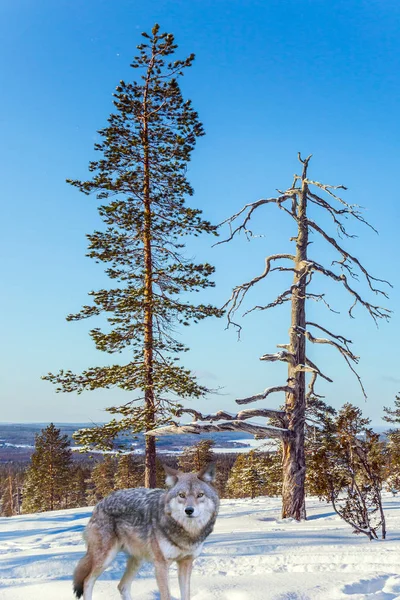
<box><xmin>163</xmin><ymin>464</ymin><xmax>180</xmax><ymax>487</ymax></box>
<box><xmin>197</xmin><ymin>463</ymin><xmax>216</xmax><ymax>484</ymax></box>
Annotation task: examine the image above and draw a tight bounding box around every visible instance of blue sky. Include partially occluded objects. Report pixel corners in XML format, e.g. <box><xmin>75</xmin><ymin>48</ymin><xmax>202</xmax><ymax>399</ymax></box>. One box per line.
<box><xmin>0</xmin><ymin>0</ymin><xmax>399</xmax><ymax>425</ymax></box>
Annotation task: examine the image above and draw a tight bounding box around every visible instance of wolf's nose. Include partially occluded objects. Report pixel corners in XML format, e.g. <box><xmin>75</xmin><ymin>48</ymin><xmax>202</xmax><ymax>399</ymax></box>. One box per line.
<box><xmin>185</xmin><ymin>507</ymin><xmax>194</xmax><ymax>516</ymax></box>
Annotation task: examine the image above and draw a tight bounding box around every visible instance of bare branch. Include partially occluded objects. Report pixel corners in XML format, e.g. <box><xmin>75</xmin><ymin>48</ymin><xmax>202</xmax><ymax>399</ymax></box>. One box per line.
<box><xmin>306</xmin><ymin>260</ymin><xmax>391</xmax><ymax>324</ymax></box>
<box><xmin>306</xmin><ymin>371</ymin><xmax>325</xmax><ymax>401</ymax></box>
<box><xmin>308</xmin><ymin>193</ymin><xmax>356</xmax><ymax>239</ymax></box>
<box><xmin>306</xmin><ymin>321</ymin><xmax>353</xmax><ymax>350</ymax></box>
<box><xmin>146</xmin><ymin>420</ymin><xmax>292</xmax><ymax>439</ymax></box>
<box><xmin>215</xmin><ymin>194</ymin><xmax>297</xmax><ymax>246</ymax></box>
<box><xmin>296</xmin><ymin>326</ymin><xmax>359</xmax><ymax>363</ymax></box>
<box><xmin>342</xmin><ymin>352</ymin><xmax>367</xmax><ymax>399</ymax></box>
<box><xmin>295</xmin><ymin>358</ymin><xmax>333</xmax><ymax>383</ymax></box>
<box><xmin>236</xmin><ymin>384</ymin><xmax>297</xmax><ymax>405</ymax></box>
<box><xmin>295</xmin><ymin>326</ymin><xmax>367</xmax><ymax>398</ymax></box>
<box><xmin>305</xmin><ymin>178</ymin><xmax>348</xmax><ymax>202</ymax></box>
<box><xmin>307</xmin><ymin>219</ymin><xmax>391</xmax><ymax>295</ymax></box>
<box><xmin>298</xmin><ymin>152</ymin><xmax>313</xmax><ymax>165</ymax></box>
<box><xmin>237</xmin><ymin>408</ymin><xmax>286</xmax><ymax>420</ymax></box>
<box><xmin>305</xmin><ymin>292</ymin><xmax>340</xmax><ymax>313</ymax></box>
<box><xmin>223</xmin><ymin>254</ymin><xmax>295</xmax><ymax>330</ymax></box>
<box><xmin>307</xmin><ymin>190</ymin><xmax>378</xmax><ymax>237</ymax></box>
<box><xmin>175</xmin><ymin>407</ymin><xmax>286</xmax><ymax>421</ymax></box>
<box><xmin>243</xmin><ymin>287</ymin><xmax>292</xmax><ymax>316</ymax></box>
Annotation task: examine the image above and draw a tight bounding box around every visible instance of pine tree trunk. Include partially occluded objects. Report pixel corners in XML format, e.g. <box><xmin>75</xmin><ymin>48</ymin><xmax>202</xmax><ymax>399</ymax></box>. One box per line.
<box><xmin>142</xmin><ymin>52</ymin><xmax>157</xmax><ymax>489</ymax></box>
<box><xmin>49</xmin><ymin>459</ymin><xmax>54</xmax><ymax>511</ymax></box>
<box><xmin>281</xmin><ymin>160</ymin><xmax>309</xmax><ymax>520</ymax></box>
<box><xmin>8</xmin><ymin>475</ymin><xmax>14</xmax><ymax>516</ymax></box>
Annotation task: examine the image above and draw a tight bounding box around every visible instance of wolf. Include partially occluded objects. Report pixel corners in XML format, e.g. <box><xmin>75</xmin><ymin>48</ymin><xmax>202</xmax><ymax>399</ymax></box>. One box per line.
<box><xmin>73</xmin><ymin>463</ymin><xmax>219</xmax><ymax>600</ymax></box>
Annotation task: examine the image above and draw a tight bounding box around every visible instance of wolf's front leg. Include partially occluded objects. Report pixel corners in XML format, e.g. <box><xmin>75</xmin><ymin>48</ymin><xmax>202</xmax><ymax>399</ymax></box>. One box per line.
<box><xmin>154</xmin><ymin>559</ymin><xmax>171</xmax><ymax>600</ymax></box>
<box><xmin>177</xmin><ymin>557</ymin><xmax>193</xmax><ymax>600</ymax></box>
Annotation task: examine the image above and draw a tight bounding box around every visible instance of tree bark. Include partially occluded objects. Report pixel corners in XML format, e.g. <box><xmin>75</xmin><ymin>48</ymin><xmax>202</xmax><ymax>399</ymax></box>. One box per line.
<box><xmin>8</xmin><ymin>475</ymin><xmax>13</xmax><ymax>516</ymax></box>
<box><xmin>142</xmin><ymin>50</ymin><xmax>157</xmax><ymax>488</ymax></box>
<box><xmin>281</xmin><ymin>158</ymin><xmax>309</xmax><ymax>520</ymax></box>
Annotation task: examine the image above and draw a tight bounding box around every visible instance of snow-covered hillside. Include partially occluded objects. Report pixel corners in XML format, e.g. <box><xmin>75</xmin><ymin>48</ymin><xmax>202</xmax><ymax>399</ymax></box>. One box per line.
<box><xmin>1</xmin><ymin>496</ymin><xmax>400</xmax><ymax>599</ymax></box>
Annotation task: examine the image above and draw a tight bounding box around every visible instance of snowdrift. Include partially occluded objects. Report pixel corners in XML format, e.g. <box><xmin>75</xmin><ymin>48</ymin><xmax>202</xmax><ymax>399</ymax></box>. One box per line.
<box><xmin>1</xmin><ymin>496</ymin><xmax>400</xmax><ymax>599</ymax></box>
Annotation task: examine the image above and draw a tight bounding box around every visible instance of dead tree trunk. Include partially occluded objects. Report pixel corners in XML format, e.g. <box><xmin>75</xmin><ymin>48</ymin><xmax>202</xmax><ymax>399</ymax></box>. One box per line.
<box><xmin>147</xmin><ymin>153</ymin><xmax>391</xmax><ymax>519</ymax></box>
<box><xmin>281</xmin><ymin>156</ymin><xmax>309</xmax><ymax>519</ymax></box>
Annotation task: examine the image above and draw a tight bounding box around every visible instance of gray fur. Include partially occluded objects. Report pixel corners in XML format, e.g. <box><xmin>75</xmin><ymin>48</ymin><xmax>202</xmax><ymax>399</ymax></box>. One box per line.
<box><xmin>73</xmin><ymin>464</ymin><xmax>219</xmax><ymax>600</ymax></box>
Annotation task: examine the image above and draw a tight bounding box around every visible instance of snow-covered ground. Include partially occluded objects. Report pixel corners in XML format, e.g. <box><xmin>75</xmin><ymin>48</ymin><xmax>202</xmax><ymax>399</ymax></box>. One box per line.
<box><xmin>1</xmin><ymin>496</ymin><xmax>400</xmax><ymax>599</ymax></box>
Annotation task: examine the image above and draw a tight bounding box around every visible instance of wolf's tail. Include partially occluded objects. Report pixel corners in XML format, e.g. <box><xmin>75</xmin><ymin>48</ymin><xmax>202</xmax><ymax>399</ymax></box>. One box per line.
<box><xmin>73</xmin><ymin>553</ymin><xmax>92</xmax><ymax>598</ymax></box>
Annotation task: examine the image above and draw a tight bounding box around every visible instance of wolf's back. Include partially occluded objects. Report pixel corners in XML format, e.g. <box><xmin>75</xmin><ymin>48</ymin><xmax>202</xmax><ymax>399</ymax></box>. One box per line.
<box><xmin>97</xmin><ymin>487</ymin><xmax>165</xmax><ymax>523</ymax></box>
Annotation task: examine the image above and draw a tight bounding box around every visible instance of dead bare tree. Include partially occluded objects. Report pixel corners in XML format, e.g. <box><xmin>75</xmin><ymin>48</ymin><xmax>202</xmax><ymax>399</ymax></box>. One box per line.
<box><xmin>148</xmin><ymin>154</ymin><xmax>390</xmax><ymax>520</ymax></box>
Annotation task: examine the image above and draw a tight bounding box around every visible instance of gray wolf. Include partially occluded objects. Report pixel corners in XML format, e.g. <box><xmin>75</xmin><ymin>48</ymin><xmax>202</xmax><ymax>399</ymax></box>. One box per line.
<box><xmin>73</xmin><ymin>463</ymin><xmax>219</xmax><ymax>600</ymax></box>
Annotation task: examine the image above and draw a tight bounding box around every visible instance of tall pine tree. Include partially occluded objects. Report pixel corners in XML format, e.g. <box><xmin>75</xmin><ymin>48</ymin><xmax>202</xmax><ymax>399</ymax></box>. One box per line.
<box><xmin>22</xmin><ymin>424</ymin><xmax>72</xmax><ymax>513</ymax></box>
<box><xmin>43</xmin><ymin>25</ymin><xmax>221</xmax><ymax>487</ymax></box>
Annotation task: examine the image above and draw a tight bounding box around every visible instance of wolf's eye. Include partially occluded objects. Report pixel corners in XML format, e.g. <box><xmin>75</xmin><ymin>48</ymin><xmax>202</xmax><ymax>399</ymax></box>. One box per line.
<box><xmin>197</xmin><ymin>493</ymin><xmax>204</xmax><ymax>498</ymax></box>
<box><xmin>178</xmin><ymin>492</ymin><xmax>186</xmax><ymax>499</ymax></box>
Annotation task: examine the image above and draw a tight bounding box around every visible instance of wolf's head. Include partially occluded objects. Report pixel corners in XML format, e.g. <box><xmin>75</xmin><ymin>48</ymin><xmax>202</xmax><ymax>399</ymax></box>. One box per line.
<box><xmin>163</xmin><ymin>464</ymin><xmax>219</xmax><ymax>531</ymax></box>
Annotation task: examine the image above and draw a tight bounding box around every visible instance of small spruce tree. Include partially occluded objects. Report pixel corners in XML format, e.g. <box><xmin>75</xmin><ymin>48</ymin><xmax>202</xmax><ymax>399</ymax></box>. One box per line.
<box><xmin>305</xmin><ymin>398</ymin><xmax>337</xmax><ymax>498</ymax></box>
<box><xmin>320</xmin><ymin>403</ymin><xmax>386</xmax><ymax>540</ymax></box>
<box><xmin>68</xmin><ymin>465</ymin><xmax>90</xmax><ymax>508</ymax></box>
<box><xmin>226</xmin><ymin>451</ymin><xmax>270</xmax><ymax>499</ymax></box>
<box><xmin>87</xmin><ymin>456</ymin><xmax>117</xmax><ymax>504</ymax></box>
<box><xmin>383</xmin><ymin>394</ymin><xmax>400</xmax><ymax>492</ymax></box>
<box><xmin>22</xmin><ymin>424</ymin><xmax>72</xmax><ymax>513</ymax></box>
<box><xmin>115</xmin><ymin>454</ymin><xmax>143</xmax><ymax>489</ymax></box>
<box><xmin>0</xmin><ymin>472</ymin><xmax>23</xmax><ymax>517</ymax></box>
<box><xmin>178</xmin><ymin>439</ymin><xmax>215</xmax><ymax>472</ymax></box>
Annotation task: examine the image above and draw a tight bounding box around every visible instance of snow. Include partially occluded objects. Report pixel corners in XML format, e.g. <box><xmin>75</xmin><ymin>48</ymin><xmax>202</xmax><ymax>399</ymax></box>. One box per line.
<box><xmin>1</xmin><ymin>496</ymin><xmax>400</xmax><ymax>599</ymax></box>
<box><xmin>213</xmin><ymin>438</ymin><xmax>269</xmax><ymax>453</ymax></box>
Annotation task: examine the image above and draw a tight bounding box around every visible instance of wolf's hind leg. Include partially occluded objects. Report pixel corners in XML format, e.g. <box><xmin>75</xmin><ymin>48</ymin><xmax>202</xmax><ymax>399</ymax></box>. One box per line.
<box><xmin>83</xmin><ymin>544</ymin><xmax>118</xmax><ymax>600</ymax></box>
<box><xmin>177</xmin><ymin>557</ymin><xmax>193</xmax><ymax>600</ymax></box>
<box><xmin>117</xmin><ymin>556</ymin><xmax>141</xmax><ymax>600</ymax></box>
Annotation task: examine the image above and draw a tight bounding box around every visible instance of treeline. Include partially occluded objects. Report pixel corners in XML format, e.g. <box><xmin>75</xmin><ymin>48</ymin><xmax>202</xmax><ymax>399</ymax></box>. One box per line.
<box><xmin>3</xmin><ymin>394</ymin><xmax>400</xmax><ymax>531</ymax></box>
<box><xmin>0</xmin><ymin>425</ymin><xmax>237</xmax><ymax>516</ymax></box>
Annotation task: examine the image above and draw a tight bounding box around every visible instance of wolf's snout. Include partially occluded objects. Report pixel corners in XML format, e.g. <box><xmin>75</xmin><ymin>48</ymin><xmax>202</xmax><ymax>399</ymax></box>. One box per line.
<box><xmin>185</xmin><ymin>507</ymin><xmax>195</xmax><ymax>516</ymax></box>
